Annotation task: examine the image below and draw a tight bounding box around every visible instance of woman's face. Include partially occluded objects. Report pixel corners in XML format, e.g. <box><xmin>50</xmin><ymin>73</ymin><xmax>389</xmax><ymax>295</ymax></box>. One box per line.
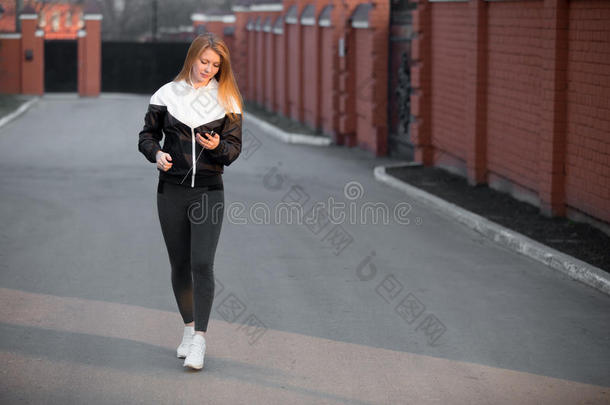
<box><xmin>191</xmin><ymin>48</ymin><xmax>221</xmax><ymax>88</ymax></box>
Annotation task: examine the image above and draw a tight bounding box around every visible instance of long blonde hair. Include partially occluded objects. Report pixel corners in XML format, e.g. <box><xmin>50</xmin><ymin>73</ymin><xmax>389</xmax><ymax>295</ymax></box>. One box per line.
<box><xmin>174</xmin><ymin>33</ymin><xmax>244</xmax><ymax>124</ymax></box>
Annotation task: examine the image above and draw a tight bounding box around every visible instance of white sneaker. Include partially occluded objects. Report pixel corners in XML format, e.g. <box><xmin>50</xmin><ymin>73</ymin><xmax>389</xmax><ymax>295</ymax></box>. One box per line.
<box><xmin>183</xmin><ymin>334</ymin><xmax>206</xmax><ymax>370</ymax></box>
<box><xmin>176</xmin><ymin>326</ymin><xmax>195</xmax><ymax>359</ymax></box>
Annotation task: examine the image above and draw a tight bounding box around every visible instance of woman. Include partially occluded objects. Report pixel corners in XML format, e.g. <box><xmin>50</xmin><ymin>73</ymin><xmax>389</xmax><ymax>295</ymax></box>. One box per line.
<box><xmin>137</xmin><ymin>33</ymin><xmax>243</xmax><ymax>370</ymax></box>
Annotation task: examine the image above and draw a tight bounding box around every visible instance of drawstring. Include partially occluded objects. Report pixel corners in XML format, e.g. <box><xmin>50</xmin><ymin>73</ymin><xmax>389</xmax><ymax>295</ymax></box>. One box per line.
<box><xmin>179</xmin><ymin>129</ymin><xmax>215</xmax><ymax>187</ymax></box>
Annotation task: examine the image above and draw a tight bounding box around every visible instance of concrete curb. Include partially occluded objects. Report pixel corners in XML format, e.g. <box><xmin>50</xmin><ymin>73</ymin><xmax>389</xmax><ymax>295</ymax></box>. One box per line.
<box><xmin>244</xmin><ymin>112</ymin><xmax>333</xmax><ymax>146</ymax></box>
<box><xmin>41</xmin><ymin>93</ymin><xmax>147</xmax><ymax>100</ymax></box>
<box><xmin>0</xmin><ymin>97</ymin><xmax>40</xmax><ymax>130</ymax></box>
<box><xmin>374</xmin><ymin>163</ymin><xmax>610</xmax><ymax>296</ymax></box>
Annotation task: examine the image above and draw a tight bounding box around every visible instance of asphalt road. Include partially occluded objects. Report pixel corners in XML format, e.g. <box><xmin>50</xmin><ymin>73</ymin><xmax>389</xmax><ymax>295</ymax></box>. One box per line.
<box><xmin>0</xmin><ymin>94</ymin><xmax>608</xmax><ymax>404</ymax></box>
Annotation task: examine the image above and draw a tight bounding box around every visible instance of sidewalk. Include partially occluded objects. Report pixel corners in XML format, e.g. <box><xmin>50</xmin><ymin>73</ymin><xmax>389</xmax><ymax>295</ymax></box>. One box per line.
<box><xmin>244</xmin><ymin>107</ymin><xmax>610</xmax><ymax>297</ymax></box>
<box><xmin>0</xmin><ymin>94</ymin><xmax>38</xmax><ymax>129</ymax></box>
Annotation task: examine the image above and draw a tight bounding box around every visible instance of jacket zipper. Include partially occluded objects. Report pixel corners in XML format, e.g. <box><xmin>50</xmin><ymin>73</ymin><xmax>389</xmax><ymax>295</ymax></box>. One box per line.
<box><xmin>191</xmin><ymin>127</ymin><xmax>196</xmax><ymax>188</ymax></box>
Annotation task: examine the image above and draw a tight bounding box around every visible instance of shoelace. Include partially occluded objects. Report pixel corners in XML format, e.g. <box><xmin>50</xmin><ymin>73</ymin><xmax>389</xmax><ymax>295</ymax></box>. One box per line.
<box><xmin>190</xmin><ymin>340</ymin><xmax>205</xmax><ymax>356</ymax></box>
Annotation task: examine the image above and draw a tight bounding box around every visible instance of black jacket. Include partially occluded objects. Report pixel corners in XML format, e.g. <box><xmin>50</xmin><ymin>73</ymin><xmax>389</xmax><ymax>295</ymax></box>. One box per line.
<box><xmin>138</xmin><ymin>77</ymin><xmax>242</xmax><ymax>188</ymax></box>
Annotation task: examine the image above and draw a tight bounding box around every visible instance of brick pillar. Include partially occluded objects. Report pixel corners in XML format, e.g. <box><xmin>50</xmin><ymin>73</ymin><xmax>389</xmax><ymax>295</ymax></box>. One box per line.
<box><xmin>318</xmin><ymin>4</ymin><xmax>338</xmax><ymax>141</ymax></box>
<box><xmin>247</xmin><ymin>20</ymin><xmax>256</xmax><ymax>101</ymax></box>
<box><xmin>323</xmin><ymin>1</ymin><xmax>354</xmax><ymax>146</ymax></box>
<box><xmin>410</xmin><ymin>0</ymin><xmax>433</xmax><ymax>165</ymax></box>
<box><xmin>223</xmin><ymin>27</ymin><xmax>235</xmax><ymax>59</ymax></box>
<box><xmin>77</xmin><ymin>30</ymin><xmax>86</xmax><ymax>95</ymax></box>
<box><xmin>285</xmin><ymin>1</ymin><xmax>305</xmax><ymax>122</ymax></box>
<box><xmin>19</xmin><ymin>13</ymin><xmax>44</xmax><ymax>95</ymax></box>
<box><xmin>369</xmin><ymin>0</ymin><xmax>390</xmax><ymax>156</ymax></box>
<box><xmin>274</xmin><ymin>15</ymin><xmax>288</xmax><ymax>116</ymax></box>
<box><xmin>336</xmin><ymin>3</ymin><xmax>357</xmax><ymax>147</ymax></box>
<box><xmin>351</xmin><ymin>1</ymin><xmax>390</xmax><ymax>157</ymax></box>
<box><xmin>264</xmin><ymin>16</ymin><xmax>277</xmax><ymax>112</ymax></box>
<box><xmin>301</xmin><ymin>1</ymin><xmax>327</xmax><ymax>131</ymax></box>
<box><xmin>78</xmin><ymin>13</ymin><xmax>102</xmax><ymax>97</ymax></box>
<box><xmin>205</xmin><ymin>21</ymin><xmax>225</xmax><ymax>37</ymax></box>
<box><xmin>325</xmin><ymin>7</ymin><xmax>340</xmax><ymax>144</ymax></box>
<box><xmin>256</xmin><ymin>15</ymin><xmax>265</xmax><ymax>106</ymax></box>
<box><xmin>538</xmin><ymin>0</ymin><xmax>568</xmax><ymax>217</ymax></box>
<box><xmin>465</xmin><ymin>0</ymin><xmax>488</xmax><ymax>185</ymax></box>
<box><xmin>232</xmin><ymin>9</ymin><xmax>249</xmax><ymax>94</ymax></box>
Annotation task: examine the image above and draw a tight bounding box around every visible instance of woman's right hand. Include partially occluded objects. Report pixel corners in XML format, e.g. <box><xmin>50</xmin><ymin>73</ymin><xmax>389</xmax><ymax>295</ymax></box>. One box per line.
<box><xmin>156</xmin><ymin>150</ymin><xmax>173</xmax><ymax>171</ymax></box>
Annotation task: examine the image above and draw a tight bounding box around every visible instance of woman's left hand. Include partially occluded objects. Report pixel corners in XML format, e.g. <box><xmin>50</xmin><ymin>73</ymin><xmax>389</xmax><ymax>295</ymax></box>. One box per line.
<box><xmin>197</xmin><ymin>132</ymin><xmax>220</xmax><ymax>150</ymax></box>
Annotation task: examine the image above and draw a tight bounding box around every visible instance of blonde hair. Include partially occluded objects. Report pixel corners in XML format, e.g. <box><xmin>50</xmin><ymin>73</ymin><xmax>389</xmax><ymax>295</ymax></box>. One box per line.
<box><xmin>174</xmin><ymin>33</ymin><xmax>244</xmax><ymax>124</ymax></box>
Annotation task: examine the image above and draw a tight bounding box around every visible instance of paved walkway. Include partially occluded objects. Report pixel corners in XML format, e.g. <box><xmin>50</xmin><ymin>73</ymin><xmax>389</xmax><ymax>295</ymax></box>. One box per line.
<box><xmin>0</xmin><ymin>94</ymin><xmax>608</xmax><ymax>404</ymax></box>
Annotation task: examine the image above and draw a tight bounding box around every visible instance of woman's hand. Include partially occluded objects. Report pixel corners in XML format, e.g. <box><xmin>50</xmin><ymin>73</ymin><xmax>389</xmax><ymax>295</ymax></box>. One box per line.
<box><xmin>197</xmin><ymin>132</ymin><xmax>220</xmax><ymax>150</ymax></box>
<box><xmin>156</xmin><ymin>150</ymin><xmax>173</xmax><ymax>171</ymax></box>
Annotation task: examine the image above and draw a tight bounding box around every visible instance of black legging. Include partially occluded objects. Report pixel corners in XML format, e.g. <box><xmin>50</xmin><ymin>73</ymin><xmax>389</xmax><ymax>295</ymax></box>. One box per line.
<box><xmin>156</xmin><ymin>178</ymin><xmax>225</xmax><ymax>332</ymax></box>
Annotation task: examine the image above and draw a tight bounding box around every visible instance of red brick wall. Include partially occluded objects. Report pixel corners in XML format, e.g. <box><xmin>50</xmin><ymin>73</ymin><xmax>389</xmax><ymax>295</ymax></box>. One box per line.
<box><xmin>264</xmin><ymin>27</ymin><xmax>275</xmax><ymax>111</ymax></box>
<box><xmin>301</xmin><ymin>1</ymin><xmax>328</xmax><ymax>130</ymax></box>
<box><xmin>340</xmin><ymin>25</ymin><xmax>357</xmax><ymax>145</ymax></box>
<box><xmin>429</xmin><ymin>3</ymin><xmax>468</xmax><ymax>166</ymax></box>
<box><xmin>0</xmin><ymin>12</ymin><xmax>99</xmax><ymax>97</ymax></box>
<box><xmin>333</xmin><ymin>3</ymin><xmax>358</xmax><ymax>147</ymax></box>
<box><xmin>334</xmin><ymin>0</ymin><xmax>379</xmax><ymax>148</ymax></box>
<box><xmin>413</xmin><ymin>0</ymin><xmax>609</xmax><ymax>226</ymax></box>
<box><xmin>0</xmin><ymin>37</ymin><xmax>21</xmax><ymax>94</ymax></box>
<box><xmin>203</xmin><ymin>21</ymin><xmax>225</xmax><ymax>37</ymax></box>
<box><xmin>411</xmin><ymin>0</ymin><xmax>433</xmax><ymax>165</ymax></box>
<box><xmin>362</xmin><ymin>0</ymin><xmax>390</xmax><ymax>155</ymax></box>
<box><xmin>302</xmin><ymin>23</ymin><xmax>320</xmax><ymax>129</ymax></box>
<box><xmin>247</xmin><ymin>23</ymin><xmax>256</xmax><ymax>101</ymax></box>
<box><xmin>565</xmin><ymin>0</ymin><xmax>610</xmax><ymax>223</ymax></box>
<box><xmin>256</xmin><ymin>23</ymin><xmax>265</xmax><ymax>105</ymax></box>
<box><xmin>224</xmin><ymin>33</ymin><xmax>235</xmax><ymax>58</ymax></box>
<box><xmin>235</xmin><ymin>11</ymin><xmax>279</xmax><ymax>107</ymax></box>
<box><xmin>320</xmin><ymin>27</ymin><xmax>335</xmax><ymax>136</ymax></box>
<box><xmin>274</xmin><ymin>27</ymin><xmax>288</xmax><ymax>116</ymax></box>
<box><xmin>233</xmin><ymin>1</ymin><xmax>389</xmax><ymax>154</ymax></box>
<box><xmin>355</xmin><ymin>29</ymin><xmax>376</xmax><ymax>151</ymax></box>
<box><xmin>0</xmin><ymin>9</ymin><xmax>104</xmax><ymax>99</ymax></box>
<box><xmin>487</xmin><ymin>1</ymin><xmax>544</xmax><ymax>195</ymax></box>
<box><xmin>20</xmin><ymin>17</ymin><xmax>44</xmax><ymax>95</ymax></box>
<box><xmin>285</xmin><ymin>1</ymin><xmax>304</xmax><ymax>122</ymax></box>
<box><xmin>232</xmin><ymin>12</ymin><xmax>249</xmax><ymax>96</ymax></box>
<box><xmin>79</xmin><ymin>18</ymin><xmax>101</xmax><ymax>97</ymax></box>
